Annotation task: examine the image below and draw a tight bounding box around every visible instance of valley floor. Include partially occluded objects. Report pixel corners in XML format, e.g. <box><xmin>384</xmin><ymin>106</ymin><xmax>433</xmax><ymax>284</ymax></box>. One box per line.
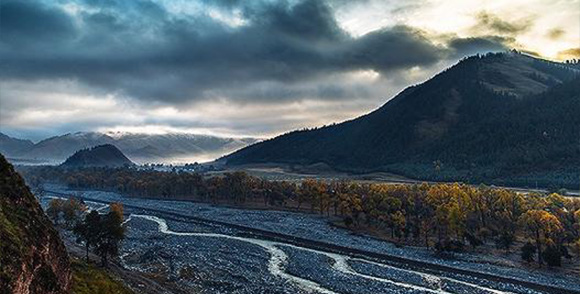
<box><xmin>218</xmin><ymin>163</ymin><xmax>580</xmax><ymax>197</ymax></box>
<box><xmin>42</xmin><ymin>185</ymin><xmax>579</xmax><ymax>294</ymax></box>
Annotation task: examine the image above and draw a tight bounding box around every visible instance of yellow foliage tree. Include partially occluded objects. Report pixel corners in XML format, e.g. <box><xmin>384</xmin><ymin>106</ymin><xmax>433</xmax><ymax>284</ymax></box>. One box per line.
<box><xmin>519</xmin><ymin>210</ymin><xmax>563</xmax><ymax>265</ymax></box>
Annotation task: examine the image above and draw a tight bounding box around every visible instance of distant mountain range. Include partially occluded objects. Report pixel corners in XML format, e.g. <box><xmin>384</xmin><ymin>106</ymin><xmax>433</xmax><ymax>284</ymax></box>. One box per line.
<box><xmin>61</xmin><ymin>144</ymin><xmax>134</xmax><ymax>167</ymax></box>
<box><xmin>224</xmin><ymin>52</ymin><xmax>580</xmax><ymax>188</ymax></box>
<box><xmin>0</xmin><ymin>131</ymin><xmax>258</xmax><ymax>164</ymax></box>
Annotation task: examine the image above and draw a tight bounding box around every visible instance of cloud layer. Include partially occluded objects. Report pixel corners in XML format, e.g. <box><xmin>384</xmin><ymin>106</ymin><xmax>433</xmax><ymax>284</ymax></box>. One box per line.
<box><xmin>0</xmin><ymin>0</ymin><xmax>578</xmax><ymax>140</ymax></box>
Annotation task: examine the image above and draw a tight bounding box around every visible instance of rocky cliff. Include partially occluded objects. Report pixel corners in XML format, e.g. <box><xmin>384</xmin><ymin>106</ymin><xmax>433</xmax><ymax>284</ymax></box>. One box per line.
<box><xmin>0</xmin><ymin>153</ymin><xmax>71</xmax><ymax>294</ymax></box>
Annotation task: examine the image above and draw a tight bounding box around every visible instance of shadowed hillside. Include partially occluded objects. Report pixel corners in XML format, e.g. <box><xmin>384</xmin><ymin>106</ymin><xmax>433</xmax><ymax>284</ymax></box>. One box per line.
<box><xmin>61</xmin><ymin>144</ymin><xmax>134</xmax><ymax>168</ymax></box>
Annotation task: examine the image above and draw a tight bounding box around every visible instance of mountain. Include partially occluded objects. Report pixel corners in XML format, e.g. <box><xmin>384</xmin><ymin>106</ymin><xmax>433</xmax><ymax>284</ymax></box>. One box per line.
<box><xmin>0</xmin><ymin>132</ymin><xmax>34</xmax><ymax>157</ymax></box>
<box><xmin>0</xmin><ymin>153</ymin><xmax>71</xmax><ymax>294</ymax></box>
<box><xmin>224</xmin><ymin>52</ymin><xmax>580</xmax><ymax>188</ymax></box>
<box><xmin>61</xmin><ymin>144</ymin><xmax>135</xmax><ymax>168</ymax></box>
<box><xmin>8</xmin><ymin>132</ymin><xmax>258</xmax><ymax>164</ymax></box>
<box><xmin>106</xmin><ymin>132</ymin><xmax>257</xmax><ymax>163</ymax></box>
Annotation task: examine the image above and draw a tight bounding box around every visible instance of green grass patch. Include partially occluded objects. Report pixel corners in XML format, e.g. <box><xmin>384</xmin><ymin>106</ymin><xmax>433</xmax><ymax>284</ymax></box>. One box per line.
<box><xmin>71</xmin><ymin>259</ymin><xmax>134</xmax><ymax>294</ymax></box>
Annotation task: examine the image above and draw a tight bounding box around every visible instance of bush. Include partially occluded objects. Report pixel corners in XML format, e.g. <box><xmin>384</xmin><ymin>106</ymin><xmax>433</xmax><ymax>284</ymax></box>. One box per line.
<box><xmin>435</xmin><ymin>240</ymin><xmax>465</xmax><ymax>253</ymax></box>
<box><xmin>344</xmin><ymin>216</ymin><xmax>353</xmax><ymax>227</ymax></box>
<box><xmin>521</xmin><ymin>242</ymin><xmax>536</xmax><ymax>263</ymax></box>
<box><xmin>542</xmin><ymin>244</ymin><xmax>562</xmax><ymax>267</ymax></box>
<box><xmin>465</xmin><ymin>232</ymin><xmax>483</xmax><ymax>249</ymax></box>
<box><xmin>495</xmin><ymin>232</ymin><xmax>515</xmax><ymax>251</ymax></box>
<box><xmin>476</xmin><ymin>228</ymin><xmax>491</xmax><ymax>241</ymax></box>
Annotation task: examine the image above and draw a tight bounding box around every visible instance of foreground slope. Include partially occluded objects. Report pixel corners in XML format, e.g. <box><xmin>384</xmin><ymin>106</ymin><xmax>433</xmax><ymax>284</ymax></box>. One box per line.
<box><xmin>61</xmin><ymin>144</ymin><xmax>134</xmax><ymax>168</ymax></box>
<box><xmin>0</xmin><ymin>154</ymin><xmax>71</xmax><ymax>294</ymax></box>
<box><xmin>224</xmin><ymin>52</ymin><xmax>580</xmax><ymax>187</ymax></box>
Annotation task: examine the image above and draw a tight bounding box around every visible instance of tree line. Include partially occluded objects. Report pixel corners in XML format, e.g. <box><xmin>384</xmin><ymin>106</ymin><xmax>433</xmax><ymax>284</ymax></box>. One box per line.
<box><xmin>25</xmin><ymin>166</ymin><xmax>580</xmax><ymax>268</ymax></box>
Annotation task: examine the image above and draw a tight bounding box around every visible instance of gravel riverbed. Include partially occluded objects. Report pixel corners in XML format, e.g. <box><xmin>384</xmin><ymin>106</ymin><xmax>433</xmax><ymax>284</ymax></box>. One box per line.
<box><xmin>41</xmin><ymin>186</ymin><xmax>579</xmax><ymax>294</ymax></box>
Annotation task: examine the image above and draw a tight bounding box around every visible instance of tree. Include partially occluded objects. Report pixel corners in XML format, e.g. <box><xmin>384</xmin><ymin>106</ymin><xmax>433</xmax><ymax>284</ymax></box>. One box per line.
<box><xmin>338</xmin><ymin>193</ymin><xmax>362</xmax><ymax>227</ymax></box>
<box><xmin>575</xmin><ymin>210</ymin><xmax>580</xmax><ymax>258</ymax></box>
<box><xmin>46</xmin><ymin>198</ymin><xmax>64</xmax><ymax>225</ymax></box>
<box><xmin>62</xmin><ymin>198</ymin><xmax>86</xmax><ymax>228</ymax></box>
<box><xmin>426</xmin><ymin>184</ymin><xmax>471</xmax><ymax>242</ymax></box>
<box><xmin>73</xmin><ymin>210</ymin><xmax>101</xmax><ymax>262</ymax></box>
<box><xmin>300</xmin><ymin>179</ymin><xmax>326</xmax><ymax>213</ymax></box>
<box><xmin>94</xmin><ymin>202</ymin><xmax>125</xmax><ymax>267</ymax></box>
<box><xmin>519</xmin><ymin>210</ymin><xmax>563</xmax><ymax>265</ymax></box>
<box><xmin>390</xmin><ymin>211</ymin><xmax>406</xmax><ymax>240</ymax></box>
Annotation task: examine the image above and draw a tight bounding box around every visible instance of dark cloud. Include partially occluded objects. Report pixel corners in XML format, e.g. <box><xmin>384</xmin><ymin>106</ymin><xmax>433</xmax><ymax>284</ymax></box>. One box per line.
<box><xmin>0</xmin><ymin>0</ymin><xmax>508</xmax><ymax>105</ymax></box>
<box><xmin>344</xmin><ymin>26</ymin><xmax>445</xmax><ymax>71</ymax></box>
<box><xmin>255</xmin><ymin>0</ymin><xmax>346</xmax><ymax>42</ymax></box>
<box><xmin>0</xmin><ymin>1</ymin><xmax>77</xmax><ymax>46</ymax></box>
<box><xmin>475</xmin><ymin>11</ymin><xmax>533</xmax><ymax>35</ymax></box>
<box><xmin>448</xmin><ymin>36</ymin><xmax>510</xmax><ymax>58</ymax></box>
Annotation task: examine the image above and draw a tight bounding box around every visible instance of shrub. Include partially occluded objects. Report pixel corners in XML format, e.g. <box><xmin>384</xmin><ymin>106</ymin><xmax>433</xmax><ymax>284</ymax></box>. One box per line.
<box><xmin>436</xmin><ymin>240</ymin><xmax>465</xmax><ymax>253</ymax></box>
<box><xmin>521</xmin><ymin>242</ymin><xmax>536</xmax><ymax>263</ymax></box>
<box><xmin>495</xmin><ymin>232</ymin><xmax>515</xmax><ymax>251</ymax></box>
<box><xmin>542</xmin><ymin>244</ymin><xmax>562</xmax><ymax>267</ymax></box>
<box><xmin>465</xmin><ymin>232</ymin><xmax>483</xmax><ymax>249</ymax></box>
<box><xmin>344</xmin><ymin>216</ymin><xmax>353</xmax><ymax>227</ymax></box>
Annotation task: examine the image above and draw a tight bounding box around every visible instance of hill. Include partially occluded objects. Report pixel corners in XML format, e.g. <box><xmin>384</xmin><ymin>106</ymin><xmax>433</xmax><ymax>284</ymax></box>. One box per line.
<box><xmin>3</xmin><ymin>131</ymin><xmax>257</xmax><ymax>164</ymax></box>
<box><xmin>61</xmin><ymin>144</ymin><xmax>134</xmax><ymax>168</ymax></box>
<box><xmin>224</xmin><ymin>52</ymin><xmax>580</xmax><ymax>188</ymax></box>
<box><xmin>0</xmin><ymin>153</ymin><xmax>71</xmax><ymax>293</ymax></box>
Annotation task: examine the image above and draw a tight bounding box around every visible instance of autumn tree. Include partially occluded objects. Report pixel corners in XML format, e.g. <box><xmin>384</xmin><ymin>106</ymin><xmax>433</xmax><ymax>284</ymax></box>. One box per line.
<box><xmin>300</xmin><ymin>179</ymin><xmax>327</xmax><ymax>213</ymax></box>
<box><xmin>519</xmin><ymin>210</ymin><xmax>563</xmax><ymax>265</ymax></box>
<box><xmin>574</xmin><ymin>210</ymin><xmax>580</xmax><ymax>258</ymax></box>
<box><xmin>390</xmin><ymin>211</ymin><xmax>406</xmax><ymax>240</ymax></box>
<box><xmin>426</xmin><ymin>184</ymin><xmax>471</xmax><ymax>244</ymax></box>
<box><xmin>492</xmin><ymin>189</ymin><xmax>524</xmax><ymax>236</ymax></box>
<box><xmin>338</xmin><ymin>193</ymin><xmax>362</xmax><ymax>227</ymax></box>
<box><xmin>62</xmin><ymin>197</ymin><xmax>87</xmax><ymax>228</ymax></box>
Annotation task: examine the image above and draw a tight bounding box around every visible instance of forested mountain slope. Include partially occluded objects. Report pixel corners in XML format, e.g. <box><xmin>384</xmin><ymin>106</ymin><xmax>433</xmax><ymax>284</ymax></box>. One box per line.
<box><xmin>224</xmin><ymin>52</ymin><xmax>580</xmax><ymax>187</ymax></box>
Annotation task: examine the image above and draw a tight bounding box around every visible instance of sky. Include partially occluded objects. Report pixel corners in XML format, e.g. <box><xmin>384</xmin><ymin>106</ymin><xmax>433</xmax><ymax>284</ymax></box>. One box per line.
<box><xmin>1</xmin><ymin>0</ymin><xmax>579</xmax><ymax>141</ymax></box>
